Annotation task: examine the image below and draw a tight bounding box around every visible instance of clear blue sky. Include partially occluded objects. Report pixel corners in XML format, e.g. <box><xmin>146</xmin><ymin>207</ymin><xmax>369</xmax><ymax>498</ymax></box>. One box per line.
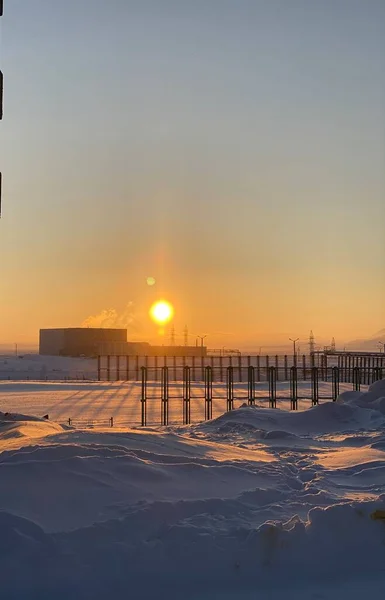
<box><xmin>0</xmin><ymin>0</ymin><xmax>384</xmax><ymax>347</ymax></box>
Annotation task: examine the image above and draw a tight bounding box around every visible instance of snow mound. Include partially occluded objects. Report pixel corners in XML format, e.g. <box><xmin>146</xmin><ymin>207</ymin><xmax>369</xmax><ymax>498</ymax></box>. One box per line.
<box><xmin>368</xmin><ymin>378</ymin><xmax>385</xmax><ymax>398</ymax></box>
<box><xmin>0</xmin><ymin>412</ymin><xmax>65</xmax><ymax>450</ymax></box>
<box><xmin>337</xmin><ymin>378</ymin><xmax>385</xmax><ymax>415</ymax></box>
<box><xmin>194</xmin><ymin>398</ymin><xmax>385</xmax><ymax>437</ymax></box>
<box><xmin>0</xmin><ymin>431</ymin><xmax>273</xmax><ymax>532</ymax></box>
<box><xmin>0</xmin><ymin>411</ymin><xmax>49</xmax><ymax>423</ymax></box>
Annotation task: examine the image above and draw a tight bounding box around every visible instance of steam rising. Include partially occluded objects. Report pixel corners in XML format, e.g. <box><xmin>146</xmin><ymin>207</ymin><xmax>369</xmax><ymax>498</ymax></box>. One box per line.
<box><xmin>82</xmin><ymin>302</ymin><xmax>136</xmax><ymax>330</ymax></box>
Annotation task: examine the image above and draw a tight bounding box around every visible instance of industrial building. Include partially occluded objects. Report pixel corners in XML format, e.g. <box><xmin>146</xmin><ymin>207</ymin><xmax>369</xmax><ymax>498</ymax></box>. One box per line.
<box><xmin>92</xmin><ymin>341</ymin><xmax>207</xmax><ymax>358</ymax></box>
<box><xmin>98</xmin><ymin>341</ymin><xmax>151</xmax><ymax>355</ymax></box>
<box><xmin>39</xmin><ymin>328</ymin><xmax>127</xmax><ymax>357</ymax></box>
<box><xmin>40</xmin><ymin>328</ymin><xmax>207</xmax><ymax>358</ymax></box>
<box><xmin>99</xmin><ymin>341</ymin><xmax>207</xmax><ymax>356</ymax></box>
<box><xmin>137</xmin><ymin>345</ymin><xmax>207</xmax><ymax>358</ymax></box>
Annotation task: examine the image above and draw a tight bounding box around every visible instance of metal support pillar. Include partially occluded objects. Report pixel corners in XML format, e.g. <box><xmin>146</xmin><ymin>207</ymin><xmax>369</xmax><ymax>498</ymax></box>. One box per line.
<box><xmin>247</xmin><ymin>365</ymin><xmax>255</xmax><ymax>405</ymax></box>
<box><xmin>227</xmin><ymin>366</ymin><xmax>234</xmax><ymax>411</ymax></box>
<box><xmin>284</xmin><ymin>355</ymin><xmax>288</xmax><ymax>381</ymax></box>
<box><xmin>204</xmin><ymin>366</ymin><xmax>213</xmax><ymax>420</ymax></box>
<box><xmin>332</xmin><ymin>367</ymin><xmax>340</xmax><ymax>401</ymax></box>
<box><xmin>353</xmin><ymin>367</ymin><xmax>361</xmax><ymax>391</ymax></box>
<box><xmin>183</xmin><ymin>366</ymin><xmax>191</xmax><ymax>425</ymax></box>
<box><xmin>290</xmin><ymin>366</ymin><xmax>298</xmax><ymax>410</ymax></box>
<box><xmin>141</xmin><ymin>367</ymin><xmax>147</xmax><ymax>426</ymax></box>
<box><xmin>372</xmin><ymin>367</ymin><xmax>381</xmax><ymax>384</ymax></box>
<box><xmin>311</xmin><ymin>367</ymin><xmax>319</xmax><ymax>406</ymax></box>
<box><xmin>256</xmin><ymin>355</ymin><xmax>261</xmax><ymax>382</ymax></box>
<box><xmin>268</xmin><ymin>366</ymin><xmax>277</xmax><ymax>408</ymax></box>
<box><xmin>161</xmin><ymin>366</ymin><xmax>169</xmax><ymax>425</ymax></box>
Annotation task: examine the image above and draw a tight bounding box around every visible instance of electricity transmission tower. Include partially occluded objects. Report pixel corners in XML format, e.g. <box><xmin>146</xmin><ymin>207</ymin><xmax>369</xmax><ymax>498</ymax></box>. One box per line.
<box><xmin>170</xmin><ymin>325</ymin><xmax>176</xmax><ymax>346</ymax></box>
<box><xmin>309</xmin><ymin>330</ymin><xmax>315</xmax><ymax>355</ymax></box>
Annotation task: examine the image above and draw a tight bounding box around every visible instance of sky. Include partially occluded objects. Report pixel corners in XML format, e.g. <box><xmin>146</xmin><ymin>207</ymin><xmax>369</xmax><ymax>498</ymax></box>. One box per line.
<box><xmin>0</xmin><ymin>0</ymin><xmax>384</xmax><ymax>350</ymax></box>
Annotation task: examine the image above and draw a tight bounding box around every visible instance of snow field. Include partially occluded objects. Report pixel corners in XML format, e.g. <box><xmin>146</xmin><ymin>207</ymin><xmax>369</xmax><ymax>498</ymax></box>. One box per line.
<box><xmin>0</xmin><ymin>380</ymin><xmax>361</xmax><ymax>427</ymax></box>
<box><xmin>0</xmin><ymin>380</ymin><xmax>385</xmax><ymax>598</ymax></box>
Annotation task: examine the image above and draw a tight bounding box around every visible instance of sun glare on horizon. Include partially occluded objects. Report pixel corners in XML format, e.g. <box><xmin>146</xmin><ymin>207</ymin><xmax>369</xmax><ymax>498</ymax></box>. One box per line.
<box><xmin>149</xmin><ymin>300</ymin><xmax>174</xmax><ymax>325</ymax></box>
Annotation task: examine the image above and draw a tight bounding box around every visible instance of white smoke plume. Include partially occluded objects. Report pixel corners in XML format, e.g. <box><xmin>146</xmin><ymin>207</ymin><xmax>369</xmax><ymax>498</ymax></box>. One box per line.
<box><xmin>82</xmin><ymin>302</ymin><xmax>137</xmax><ymax>330</ymax></box>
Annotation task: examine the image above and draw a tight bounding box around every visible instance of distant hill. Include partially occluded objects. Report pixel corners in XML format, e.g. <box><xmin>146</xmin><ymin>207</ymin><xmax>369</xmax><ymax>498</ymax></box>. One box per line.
<box><xmin>345</xmin><ymin>329</ymin><xmax>385</xmax><ymax>352</ymax></box>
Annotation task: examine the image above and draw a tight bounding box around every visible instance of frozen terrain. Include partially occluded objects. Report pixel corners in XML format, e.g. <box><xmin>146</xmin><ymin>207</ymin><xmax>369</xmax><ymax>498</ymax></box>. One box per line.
<box><xmin>0</xmin><ymin>354</ymin><xmax>97</xmax><ymax>381</ymax></box>
<box><xmin>1</xmin><ymin>380</ymin><xmax>385</xmax><ymax>599</ymax></box>
<box><xmin>0</xmin><ymin>380</ymin><xmax>363</xmax><ymax>426</ymax></box>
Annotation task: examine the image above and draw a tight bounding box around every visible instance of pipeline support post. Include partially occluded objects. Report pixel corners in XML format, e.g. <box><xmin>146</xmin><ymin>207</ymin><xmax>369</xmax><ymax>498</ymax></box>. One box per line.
<box><xmin>353</xmin><ymin>367</ymin><xmax>361</xmax><ymax>392</ymax></box>
<box><xmin>183</xmin><ymin>366</ymin><xmax>191</xmax><ymax>425</ymax></box>
<box><xmin>268</xmin><ymin>366</ymin><xmax>277</xmax><ymax>408</ymax></box>
<box><xmin>311</xmin><ymin>367</ymin><xmax>319</xmax><ymax>406</ymax></box>
<box><xmin>332</xmin><ymin>367</ymin><xmax>340</xmax><ymax>401</ymax></box>
<box><xmin>290</xmin><ymin>366</ymin><xmax>298</xmax><ymax>410</ymax></box>
<box><xmin>227</xmin><ymin>366</ymin><xmax>234</xmax><ymax>411</ymax></box>
<box><xmin>141</xmin><ymin>366</ymin><xmax>147</xmax><ymax>426</ymax></box>
<box><xmin>161</xmin><ymin>366</ymin><xmax>169</xmax><ymax>425</ymax></box>
<box><xmin>248</xmin><ymin>365</ymin><xmax>255</xmax><ymax>406</ymax></box>
<box><xmin>205</xmin><ymin>366</ymin><xmax>213</xmax><ymax>420</ymax></box>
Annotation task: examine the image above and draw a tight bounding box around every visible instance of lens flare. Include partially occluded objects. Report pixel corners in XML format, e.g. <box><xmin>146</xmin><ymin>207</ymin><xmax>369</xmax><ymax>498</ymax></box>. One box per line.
<box><xmin>149</xmin><ymin>300</ymin><xmax>174</xmax><ymax>325</ymax></box>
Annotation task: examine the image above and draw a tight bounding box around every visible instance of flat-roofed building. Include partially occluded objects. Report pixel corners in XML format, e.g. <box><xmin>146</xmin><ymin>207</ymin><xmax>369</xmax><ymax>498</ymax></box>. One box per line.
<box><xmin>39</xmin><ymin>328</ymin><xmax>127</xmax><ymax>357</ymax></box>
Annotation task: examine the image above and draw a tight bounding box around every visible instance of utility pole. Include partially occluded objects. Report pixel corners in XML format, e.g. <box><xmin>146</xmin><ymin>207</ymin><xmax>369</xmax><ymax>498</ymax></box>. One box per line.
<box><xmin>183</xmin><ymin>325</ymin><xmax>188</xmax><ymax>347</ymax></box>
<box><xmin>378</xmin><ymin>341</ymin><xmax>385</xmax><ymax>353</ymax></box>
<box><xmin>197</xmin><ymin>335</ymin><xmax>207</xmax><ymax>356</ymax></box>
<box><xmin>289</xmin><ymin>338</ymin><xmax>299</xmax><ymax>366</ymax></box>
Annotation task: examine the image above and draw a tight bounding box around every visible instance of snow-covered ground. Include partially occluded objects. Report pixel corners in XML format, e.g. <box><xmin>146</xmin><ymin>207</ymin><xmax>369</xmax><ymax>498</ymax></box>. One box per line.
<box><xmin>0</xmin><ymin>354</ymin><xmax>97</xmax><ymax>381</ymax></box>
<box><xmin>0</xmin><ymin>353</ymin><xmax>370</xmax><ymax>426</ymax></box>
<box><xmin>1</xmin><ymin>381</ymin><xmax>385</xmax><ymax>599</ymax></box>
<box><xmin>0</xmin><ymin>380</ymin><xmax>361</xmax><ymax>426</ymax></box>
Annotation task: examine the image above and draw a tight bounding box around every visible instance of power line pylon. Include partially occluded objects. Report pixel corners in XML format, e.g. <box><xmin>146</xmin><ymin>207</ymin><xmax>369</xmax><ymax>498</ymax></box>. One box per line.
<box><xmin>170</xmin><ymin>325</ymin><xmax>176</xmax><ymax>346</ymax></box>
<box><xmin>309</xmin><ymin>330</ymin><xmax>315</xmax><ymax>356</ymax></box>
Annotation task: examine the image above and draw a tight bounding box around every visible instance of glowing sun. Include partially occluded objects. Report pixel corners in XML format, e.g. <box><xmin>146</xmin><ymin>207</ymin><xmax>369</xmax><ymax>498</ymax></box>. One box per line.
<box><xmin>149</xmin><ymin>300</ymin><xmax>174</xmax><ymax>325</ymax></box>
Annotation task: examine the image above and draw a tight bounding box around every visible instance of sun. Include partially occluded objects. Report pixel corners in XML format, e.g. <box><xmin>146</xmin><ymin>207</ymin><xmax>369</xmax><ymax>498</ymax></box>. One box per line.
<box><xmin>149</xmin><ymin>300</ymin><xmax>174</xmax><ymax>325</ymax></box>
